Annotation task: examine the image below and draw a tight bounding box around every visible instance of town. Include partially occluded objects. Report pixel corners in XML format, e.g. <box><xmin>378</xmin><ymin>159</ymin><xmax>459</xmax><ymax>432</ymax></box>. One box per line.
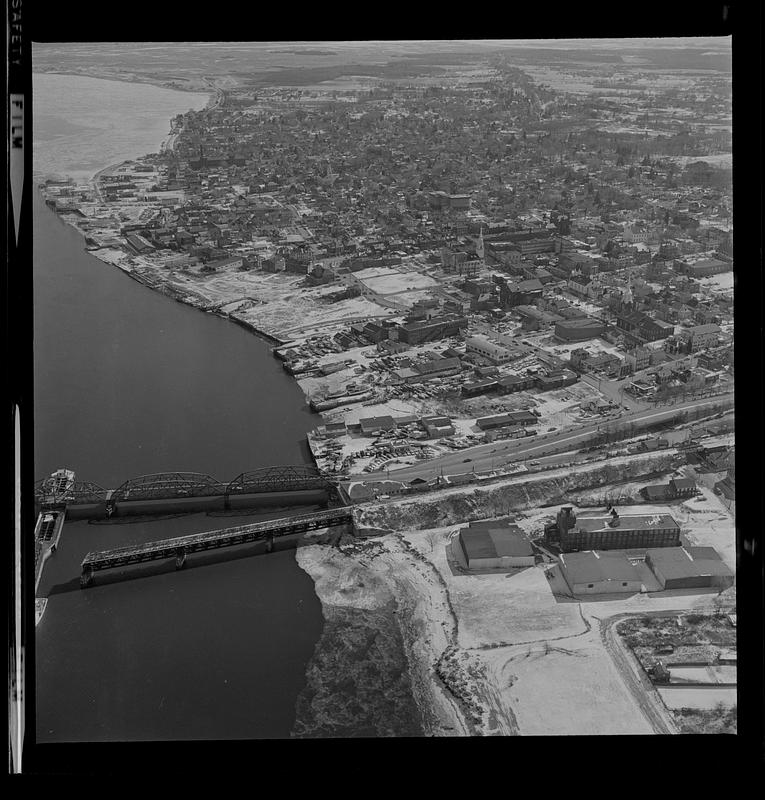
<box><xmin>37</xmin><ymin>42</ymin><xmax>735</xmax><ymax>736</ymax></box>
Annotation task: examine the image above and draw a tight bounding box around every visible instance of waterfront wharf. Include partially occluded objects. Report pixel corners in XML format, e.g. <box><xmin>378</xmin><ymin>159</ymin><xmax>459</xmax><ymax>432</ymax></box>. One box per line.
<box><xmin>80</xmin><ymin>506</ymin><xmax>354</xmax><ymax>586</ymax></box>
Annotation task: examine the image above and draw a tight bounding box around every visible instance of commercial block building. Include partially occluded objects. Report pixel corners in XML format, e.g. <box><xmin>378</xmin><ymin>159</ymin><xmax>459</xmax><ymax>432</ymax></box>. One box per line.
<box><xmin>476</xmin><ymin>411</ymin><xmax>537</xmax><ymax>431</ymax></box>
<box><xmin>554</xmin><ymin>317</ymin><xmax>605</xmax><ymax>342</ymax></box>
<box><xmin>396</xmin><ymin>315</ymin><xmax>468</xmax><ymax>345</ymax></box>
<box><xmin>680</xmin><ymin>323</ymin><xmax>721</xmax><ymax>352</ymax></box>
<box><xmin>674</xmin><ymin>256</ymin><xmax>731</xmax><ymax>278</ymax></box>
<box><xmin>465</xmin><ymin>335</ymin><xmax>518</xmax><ymax>365</ymax></box>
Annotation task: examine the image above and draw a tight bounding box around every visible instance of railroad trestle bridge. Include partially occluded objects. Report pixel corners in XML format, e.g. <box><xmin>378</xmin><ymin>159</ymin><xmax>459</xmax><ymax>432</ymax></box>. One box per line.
<box><xmin>80</xmin><ymin>506</ymin><xmax>354</xmax><ymax>587</ymax></box>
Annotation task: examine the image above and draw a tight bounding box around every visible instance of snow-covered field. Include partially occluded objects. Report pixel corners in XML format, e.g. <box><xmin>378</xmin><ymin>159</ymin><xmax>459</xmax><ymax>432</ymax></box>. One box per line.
<box><xmin>358</xmin><ymin>270</ymin><xmax>439</xmax><ymax>295</ymax></box>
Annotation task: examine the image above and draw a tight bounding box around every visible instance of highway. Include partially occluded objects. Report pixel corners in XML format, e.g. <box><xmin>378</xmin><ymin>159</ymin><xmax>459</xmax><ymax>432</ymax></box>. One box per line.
<box><xmin>350</xmin><ymin>392</ymin><xmax>733</xmax><ymax>484</ymax></box>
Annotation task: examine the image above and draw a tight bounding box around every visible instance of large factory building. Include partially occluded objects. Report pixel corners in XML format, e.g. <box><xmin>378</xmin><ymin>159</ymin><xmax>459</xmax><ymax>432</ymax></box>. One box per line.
<box><xmin>546</xmin><ymin>507</ymin><xmax>680</xmax><ymax>553</ymax></box>
<box><xmin>558</xmin><ymin>551</ymin><xmax>643</xmax><ymax>595</ymax></box>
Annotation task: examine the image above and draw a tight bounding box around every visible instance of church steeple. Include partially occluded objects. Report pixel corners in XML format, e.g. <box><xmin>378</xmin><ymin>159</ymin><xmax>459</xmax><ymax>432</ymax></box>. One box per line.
<box><xmin>476</xmin><ymin>226</ymin><xmax>485</xmax><ymax>261</ymax></box>
<box><xmin>622</xmin><ymin>273</ymin><xmax>634</xmax><ymax>307</ymax></box>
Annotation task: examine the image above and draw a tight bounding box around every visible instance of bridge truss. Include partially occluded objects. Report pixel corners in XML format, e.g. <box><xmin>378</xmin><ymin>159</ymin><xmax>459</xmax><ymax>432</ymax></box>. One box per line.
<box><xmin>109</xmin><ymin>472</ymin><xmax>226</xmax><ymax>505</ymax></box>
<box><xmin>225</xmin><ymin>465</ymin><xmax>333</xmax><ymax>496</ymax></box>
<box><xmin>35</xmin><ymin>479</ymin><xmax>108</xmax><ymax>507</ymax></box>
<box><xmin>36</xmin><ymin>465</ymin><xmax>336</xmax><ymax>508</ymax></box>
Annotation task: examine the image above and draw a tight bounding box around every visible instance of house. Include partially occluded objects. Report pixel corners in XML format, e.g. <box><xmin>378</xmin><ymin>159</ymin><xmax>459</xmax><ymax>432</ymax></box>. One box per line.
<box><xmin>558</xmin><ymin>551</ymin><xmax>643</xmax><ymax>595</ymax></box>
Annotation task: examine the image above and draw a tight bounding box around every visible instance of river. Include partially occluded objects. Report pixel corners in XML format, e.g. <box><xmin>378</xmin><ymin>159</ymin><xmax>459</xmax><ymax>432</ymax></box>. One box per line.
<box><xmin>33</xmin><ymin>71</ymin><xmax>423</xmax><ymax>742</ymax></box>
<box><xmin>33</xmin><ymin>76</ymin><xmax>325</xmax><ymax>741</ymax></box>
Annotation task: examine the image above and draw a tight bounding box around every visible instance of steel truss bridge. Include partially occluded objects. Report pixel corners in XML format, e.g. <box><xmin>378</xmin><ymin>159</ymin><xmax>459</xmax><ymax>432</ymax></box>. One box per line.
<box><xmin>35</xmin><ymin>465</ymin><xmax>335</xmax><ymax>508</ymax></box>
<box><xmin>34</xmin><ymin>478</ymin><xmax>109</xmax><ymax>508</ymax></box>
<box><xmin>80</xmin><ymin>507</ymin><xmax>353</xmax><ymax>586</ymax></box>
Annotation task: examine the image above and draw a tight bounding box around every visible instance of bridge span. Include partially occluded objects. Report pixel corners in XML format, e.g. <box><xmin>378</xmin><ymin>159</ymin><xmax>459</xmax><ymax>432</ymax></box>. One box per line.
<box><xmin>80</xmin><ymin>507</ymin><xmax>354</xmax><ymax>587</ymax></box>
<box><xmin>35</xmin><ymin>465</ymin><xmax>340</xmax><ymax>519</ymax></box>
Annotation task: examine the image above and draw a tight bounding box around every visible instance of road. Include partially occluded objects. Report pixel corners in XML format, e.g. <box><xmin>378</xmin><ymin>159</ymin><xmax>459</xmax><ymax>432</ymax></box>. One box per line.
<box><xmin>580</xmin><ymin>372</ymin><xmax>647</xmax><ymax>412</ymax></box>
<box><xmin>598</xmin><ymin>604</ymin><xmax>736</xmax><ymax>735</ymax></box>
<box><xmin>599</xmin><ymin>612</ymin><xmax>678</xmax><ymax>734</ymax></box>
<box><xmin>350</xmin><ymin>392</ymin><xmax>733</xmax><ymax>483</ymax></box>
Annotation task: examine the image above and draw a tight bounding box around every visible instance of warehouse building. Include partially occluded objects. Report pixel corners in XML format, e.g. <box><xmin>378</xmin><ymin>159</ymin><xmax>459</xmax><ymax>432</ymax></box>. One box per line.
<box><xmin>359</xmin><ymin>416</ymin><xmax>397</xmax><ymax>436</ymax></box>
<box><xmin>645</xmin><ymin>547</ymin><xmax>734</xmax><ymax>590</ymax></box>
<box><xmin>548</xmin><ymin>507</ymin><xmax>681</xmax><ymax>552</ymax></box>
<box><xmin>554</xmin><ymin>317</ymin><xmax>606</xmax><ymax>343</ymax></box>
<box><xmin>558</xmin><ymin>550</ymin><xmax>643</xmax><ymax>595</ymax></box>
<box><xmin>465</xmin><ymin>335</ymin><xmax>518</xmax><ymax>365</ymax></box>
<box><xmin>476</xmin><ymin>410</ymin><xmax>538</xmax><ymax>430</ymax></box>
<box><xmin>457</xmin><ymin>523</ymin><xmax>535</xmax><ymax>571</ymax></box>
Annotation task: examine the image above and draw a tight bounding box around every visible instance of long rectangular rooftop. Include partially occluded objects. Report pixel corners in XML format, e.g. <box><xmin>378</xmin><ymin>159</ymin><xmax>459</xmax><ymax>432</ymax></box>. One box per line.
<box><xmin>574</xmin><ymin>513</ymin><xmax>679</xmax><ymax>532</ymax></box>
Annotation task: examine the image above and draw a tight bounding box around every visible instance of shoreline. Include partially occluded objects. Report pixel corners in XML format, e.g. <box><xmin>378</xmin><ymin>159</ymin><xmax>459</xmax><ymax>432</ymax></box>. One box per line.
<box><xmin>36</xmin><ymin>185</ymin><xmax>292</xmax><ymax>352</ymax></box>
<box><xmin>294</xmin><ymin>537</ymin><xmax>472</xmax><ymax>736</ymax></box>
<box><xmin>33</xmin><ymin>68</ymin><xmax>216</xmax><ymax>99</ymax></box>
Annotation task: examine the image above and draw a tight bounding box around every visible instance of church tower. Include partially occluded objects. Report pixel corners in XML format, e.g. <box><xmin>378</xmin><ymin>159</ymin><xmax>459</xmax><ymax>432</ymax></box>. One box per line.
<box><xmin>476</xmin><ymin>226</ymin><xmax>485</xmax><ymax>261</ymax></box>
<box><xmin>622</xmin><ymin>273</ymin><xmax>634</xmax><ymax>308</ymax></box>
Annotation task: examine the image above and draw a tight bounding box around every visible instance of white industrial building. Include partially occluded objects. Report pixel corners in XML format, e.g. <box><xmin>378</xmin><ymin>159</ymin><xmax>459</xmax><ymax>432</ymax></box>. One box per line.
<box><xmin>558</xmin><ymin>550</ymin><xmax>643</xmax><ymax>595</ymax></box>
<box><xmin>465</xmin><ymin>335</ymin><xmax>516</xmax><ymax>365</ymax></box>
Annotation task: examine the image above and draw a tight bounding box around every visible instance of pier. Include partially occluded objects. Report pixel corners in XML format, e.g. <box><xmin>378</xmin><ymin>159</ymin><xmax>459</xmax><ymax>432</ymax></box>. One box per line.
<box><xmin>80</xmin><ymin>507</ymin><xmax>354</xmax><ymax>587</ymax></box>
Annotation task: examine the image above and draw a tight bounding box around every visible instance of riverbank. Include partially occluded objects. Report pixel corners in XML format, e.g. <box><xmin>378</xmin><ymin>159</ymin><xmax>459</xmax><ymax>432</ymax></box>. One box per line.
<box><xmin>37</xmin><ymin>187</ymin><xmax>294</xmax><ymax>351</ymax></box>
<box><xmin>295</xmin><ymin>445</ymin><xmax>736</xmax><ymax>736</ymax></box>
<box><xmin>295</xmin><ymin>536</ymin><xmax>470</xmax><ymax>736</ymax></box>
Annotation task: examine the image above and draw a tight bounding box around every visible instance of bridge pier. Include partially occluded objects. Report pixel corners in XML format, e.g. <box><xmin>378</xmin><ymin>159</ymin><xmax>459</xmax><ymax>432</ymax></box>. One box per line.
<box><xmin>80</xmin><ymin>567</ymin><xmax>94</xmax><ymax>589</ymax></box>
<box><xmin>265</xmin><ymin>535</ymin><xmax>274</xmax><ymax>553</ymax></box>
<box><xmin>175</xmin><ymin>548</ymin><xmax>187</xmax><ymax>570</ymax></box>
